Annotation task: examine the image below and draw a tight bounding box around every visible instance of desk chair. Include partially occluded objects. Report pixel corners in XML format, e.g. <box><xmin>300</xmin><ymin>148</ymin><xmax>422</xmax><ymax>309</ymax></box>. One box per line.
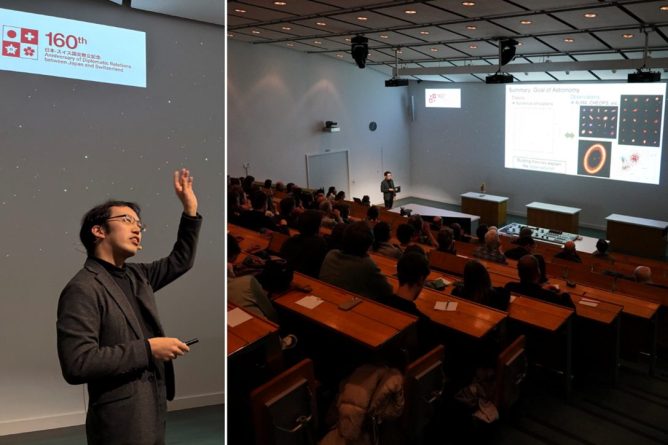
<box><xmin>250</xmin><ymin>359</ymin><xmax>318</xmax><ymax>445</ymax></box>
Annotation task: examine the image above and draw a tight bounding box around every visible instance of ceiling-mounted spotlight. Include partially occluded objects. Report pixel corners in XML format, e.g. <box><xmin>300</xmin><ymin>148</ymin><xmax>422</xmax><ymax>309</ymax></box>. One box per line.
<box><xmin>351</xmin><ymin>35</ymin><xmax>368</xmax><ymax>69</ymax></box>
<box><xmin>499</xmin><ymin>38</ymin><xmax>518</xmax><ymax>66</ymax></box>
<box><xmin>486</xmin><ymin>37</ymin><xmax>518</xmax><ymax>84</ymax></box>
<box><xmin>628</xmin><ymin>28</ymin><xmax>660</xmax><ymax>82</ymax></box>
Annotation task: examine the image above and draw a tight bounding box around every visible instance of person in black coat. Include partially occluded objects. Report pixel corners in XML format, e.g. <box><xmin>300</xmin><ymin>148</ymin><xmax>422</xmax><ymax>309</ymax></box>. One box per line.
<box><xmin>505</xmin><ymin>255</ymin><xmax>575</xmax><ymax>309</ymax></box>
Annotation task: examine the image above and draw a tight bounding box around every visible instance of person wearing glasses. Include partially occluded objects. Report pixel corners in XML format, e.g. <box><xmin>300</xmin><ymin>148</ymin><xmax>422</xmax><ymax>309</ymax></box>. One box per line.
<box><xmin>56</xmin><ymin>169</ymin><xmax>201</xmax><ymax>445</ymax></box>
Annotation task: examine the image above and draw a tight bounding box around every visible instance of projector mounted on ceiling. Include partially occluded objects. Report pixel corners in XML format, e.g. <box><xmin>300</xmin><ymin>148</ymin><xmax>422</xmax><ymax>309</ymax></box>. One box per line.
<box><xmin>385</xmin><ymin>78</ymin><xmax>409</xmax><ymax>87</ymax></box>
<box><xmin>628</xmin><ymin>69</ymin><xmax>661</xmax><ymax>83</ymax></box>
<box><xmin>485</xmin><ymin>73</ymin><xmax>514</xmax><ymax>84</ymax></box>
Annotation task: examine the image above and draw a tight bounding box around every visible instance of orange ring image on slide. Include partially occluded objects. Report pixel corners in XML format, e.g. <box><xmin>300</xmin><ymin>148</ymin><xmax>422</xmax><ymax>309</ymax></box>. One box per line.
<box><xmin>583</xmin><ymin>143</ymin><xmax>607</xmax><ymax>174</ymax></box>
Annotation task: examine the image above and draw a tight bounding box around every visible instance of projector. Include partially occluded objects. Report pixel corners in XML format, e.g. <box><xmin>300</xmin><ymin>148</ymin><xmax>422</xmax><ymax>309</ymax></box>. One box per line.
<box><xmin>385</xmin><ymin>78</ymin><xmax>409</xmax><ymax>87</ymax></box>
<box><xmin>485</xmin><ymin>73</ymin><xmax>514</xmax><ymax>84</ymax></box>
<box><xmin>627</xmin><ymin>70</ymin><xmax>661</xmax><ymax>83</ymax></box>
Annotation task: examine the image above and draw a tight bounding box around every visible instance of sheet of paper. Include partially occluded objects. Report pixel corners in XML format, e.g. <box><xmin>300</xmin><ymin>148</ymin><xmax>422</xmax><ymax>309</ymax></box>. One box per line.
<box><xmin>446</xmin><ymin>302</ymin><xmax>458</xmax><ymax>311</ymax></box>
<box><xmin>510</xmin><ymin>295</ymin><xmax>517</xmax><ymax>303</ymax></box>
<box><xmin>434</xmin><ymin>301</ymin><xmax>448</xmax><ymax>311</ymax></box>
<box><xmin>579</xmin><ymin>300</ymin><xmax>599</xmax><ymax>307</ymax></box>
<box><xmin>228</xmin><ymin>307</ymin><xmax>253</xmax><ymax>327</ymax></box>
<box><xmin>296</xmin><ymin>295</ymin><xmax>323</xmax><ymax>310</ymax></box>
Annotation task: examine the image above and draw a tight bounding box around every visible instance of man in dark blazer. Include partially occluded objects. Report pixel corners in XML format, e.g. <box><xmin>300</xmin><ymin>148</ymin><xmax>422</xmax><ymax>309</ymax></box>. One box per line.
<box><xmin>57</xmin><ymin>169</ymin><xmax>202</xmax><ymax>445</ymax></box>
<box><xmin>380</xmin><ymin>171</ymin><xmax>396</xmax><ymax>209</ymax></box>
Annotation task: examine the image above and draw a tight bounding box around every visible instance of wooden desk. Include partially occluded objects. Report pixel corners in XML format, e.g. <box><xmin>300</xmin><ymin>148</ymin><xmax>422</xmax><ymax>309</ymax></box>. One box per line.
<box><xmin>229</xmin><ymin>224</ymin><xmax>271</xmax><ymax>253</ymax></box>
<box><xmin>461</xmin><ymin>192</ymin><xmax>509</xmax><ymax>227</ymax></box>
<box><xmin>526</xmin><ymin>202</ymin><xmax>581</xmax><ymax>233</ymax></box>
<box><xmin>606</xmin><ymin>214</ymin><xmax>668</xmax><ymax>259</ymax></box>
<box><xmin>274</xmin><ymin>273</ymin><xmax>417</xmax><ymax>350</ymax></box>
<box><xmin>227</xmin><ymin>303</ymin><xmax>280</xmax><ymax>358</ymax></box>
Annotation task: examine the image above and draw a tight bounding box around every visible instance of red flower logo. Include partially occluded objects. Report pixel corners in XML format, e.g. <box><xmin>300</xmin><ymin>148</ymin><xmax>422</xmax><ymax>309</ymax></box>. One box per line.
<box><xmin>23</xmin><ymin>46</ymin><xmax>34</xmax><ymax>57</ymax></box>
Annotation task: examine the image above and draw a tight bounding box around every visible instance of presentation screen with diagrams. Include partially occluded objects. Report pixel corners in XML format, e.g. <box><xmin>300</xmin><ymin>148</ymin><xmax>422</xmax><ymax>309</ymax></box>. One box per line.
<box><xmin>505</xmin><ymin>83</ymin><xmax>666</xmax><ymax>185</ymax></box>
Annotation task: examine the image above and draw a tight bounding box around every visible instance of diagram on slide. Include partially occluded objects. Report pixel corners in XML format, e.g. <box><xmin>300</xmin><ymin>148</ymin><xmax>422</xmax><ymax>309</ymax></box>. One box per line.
<box><xmin>579</xmin><ymin>106</ymin><xmax>617</xmax><ymax>139</ymax></box>
<box><xmin>618</xmin><ymin>95</ymin><xmax>663</xmax><ymax>147</ymax></box>
<box><xmin>578</xmin><ymin>140</ymin><xmax>611</xmax><ymax>177</ymax></box>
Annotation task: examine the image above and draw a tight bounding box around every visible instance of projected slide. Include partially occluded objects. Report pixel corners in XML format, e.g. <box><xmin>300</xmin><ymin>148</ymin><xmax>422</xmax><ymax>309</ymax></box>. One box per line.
<box><xmin>0</xmin><ymin>8</ymin><xmax>146</xmax><ymax>87</ymax></box>
<box><xmin>505</xmin><ymin>83</ymin><xmax>666</xmax><ymax>185</ymax></box>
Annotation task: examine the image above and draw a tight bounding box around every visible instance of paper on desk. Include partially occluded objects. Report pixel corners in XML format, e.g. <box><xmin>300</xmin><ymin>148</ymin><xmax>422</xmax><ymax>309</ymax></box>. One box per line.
<box><xmin>228</xmin><ymin>308</ymin><xmax>253</xmax><ymax>327</ymax></box>
<box><xmin>579</xmin><ymin>300</ymin><xmax>599</xmax><ymax>307</ymax></box>
<box><xmin>434</xmin><ymin>301</ymin><xmax>458</xmax><ymax>311</ymax></box>
<box><xmin>510</xmin><ymin>295</ymin><xmax>517</xmax><ymax>303</ymax></box>
<box><xmin>296</xmin><ymin>295</ymin><xmax>323</xmax><ymax>310</ymax></box>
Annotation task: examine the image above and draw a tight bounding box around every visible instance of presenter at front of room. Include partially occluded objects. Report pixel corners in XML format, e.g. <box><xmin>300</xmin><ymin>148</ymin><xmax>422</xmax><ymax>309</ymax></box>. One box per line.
<box><xmin>56</xmin><ymin>169</ymin><xmax>202</xmax><ymax>445</ymax></box>
<box><xmin>380</xmin><ymin>171</ymin><xmax>397</xmax><ymax>209</ymax></box>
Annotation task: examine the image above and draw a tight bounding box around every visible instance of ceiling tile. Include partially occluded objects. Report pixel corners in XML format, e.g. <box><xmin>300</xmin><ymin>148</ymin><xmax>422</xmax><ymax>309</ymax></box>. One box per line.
<box><xmin>375</xmin><ymin>3</ymin><xmax>461</xmax><ymax>24</ymax></box>
<box><xmin>427</xmin><ymin>0</ymin><xmax>526</xmax><ymax>18</ymax></box>
<box><xmin>551</xmin><ymin>6</ymin><xmax>640</xmax><ymax>29</ymax></box>
<box><xmin>492</xmin><ymin>13</ymin><xmax>572</xmax><ymax>35</ymax></box>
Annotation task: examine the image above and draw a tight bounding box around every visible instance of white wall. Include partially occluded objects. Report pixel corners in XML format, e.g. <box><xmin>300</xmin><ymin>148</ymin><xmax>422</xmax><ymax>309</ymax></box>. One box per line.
<box><xmin>408</xmin><ymin>81</ymin><xmax>668</xmax><ymax>229</ymax></box>
<box><xmin>228</xmin><ymin>40</ymin><xmax>411</xmax><ymax>203</ymax></box>
<box><xmin>0</xmin><ymin>0</ymin><xmax>224</xmax><ymax>435</ymax></box>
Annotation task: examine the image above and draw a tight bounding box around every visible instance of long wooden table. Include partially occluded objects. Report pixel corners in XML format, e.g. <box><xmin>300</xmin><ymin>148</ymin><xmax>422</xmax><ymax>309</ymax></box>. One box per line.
<box><xmin>273</xmin><ymin>272</ymin><xmax>417</xmax><ymax>351</ymax></box>
<box><xmin>227</xmin><ymin>303</ymin><xmax>281</xmax><ymax>359</ymax></box>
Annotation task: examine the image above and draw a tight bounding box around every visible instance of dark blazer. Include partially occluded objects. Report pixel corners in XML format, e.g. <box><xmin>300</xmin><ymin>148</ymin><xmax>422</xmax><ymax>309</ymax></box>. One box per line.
<box><xmin>57</xmin><ymin>214</ymin><xmax>201</xmax><ymax>445</ymax></box>
<box><xmin>380</xmin><ymin>179</ymin><xmax>396</xmax><ymax>202</ymax></box>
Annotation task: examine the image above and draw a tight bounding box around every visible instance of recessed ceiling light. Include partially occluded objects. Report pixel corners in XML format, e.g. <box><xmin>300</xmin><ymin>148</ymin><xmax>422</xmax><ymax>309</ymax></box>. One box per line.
<box><xmin>623</xmin><ymin>33</ymin><xmax>634</xmax><ymax>39</ymax></box>
<box><xmin>251</xmin><ymin>30</ymin><xmax>261</xmax><ymax>34</ymax></box>
<box><xmin>316</xmin><ymin>22</ymin><xmax>326</xmax><ymax>26</ymax></box>
<box><xmin>314</xmin><ymin>40</ymin><xmax>322</xmax><ymax>44</ymax></box>
<box><xmin>345</xmin><ymin>38</ymin><xmax>351</xmax><ymax>42</ymax></box>
<box><xmin>584</xmin><ymin>12</ymin><xmax>597</xmax><ymax>18</ymax></box>
<box><xmin>517</xmin><ymin>42</ymin><xmax>523</xmax><ymax>46</ymax></box>
<box><xmin>420</xmin><ymin>31</ymin><xmax>430</xmax><ymax>35</ymax></box>
<box><xmin>405</xmin><ymin>9</ymin><xmax>417</xmax><ymax>14</ymax></box>
<box><xmin>397</xmin><ymin>50</ymin><xmax>403</xmax><ymax>54</ymax></box>
<box><xmin>287</xmin><ymin>43</ymin><xmax>294</xmax><ymax>47</ymax></box>
<box><xmin>234</xmin><ymin>8</ymin><xmax>246</xmax><ymax>13</ymax></box>
<box><xmin>469</xmin><ymin>44</ymin><xmax>478</xmax><ymax>49</ymax></box>
<box><xmin>357</xmin><ymin>16</ymin><xmax>368</xmax><ymax>21</ymax></box>
<box><xmin>466</xmin><ymin>25</ymin><xmax>477</xmax><ymax>30</ymax></box>
<box><xmin>462</xmin><ymin>2</ymin><xmax>475</xmax><ymax>6</ymax></box>
<box><xmin>380</xmin><ymin>34</ymin><xmax>389</xmax><ymax>39</ymax></box>
<box><xmin>281</xmin><ymin>26</ymin><xmax>292</xmax><ymax>31</ymax></box>
<box><xmin>520</xmin><ymin>20</ymin><xmax>532</xmax><ymax>25</ymax></box>
<box><xmin>430</xmin><ymin>47</ymin><xmax>438</xmax><ymax>52</ymax></box>
<box><xmin>274</xmin><ymin>1</ymin><xmax>287</xmax><ymax>5</ymax></box>
<box><xmin>661</xmin><ymin>5</ymin><xmax>668</xmax><ymax>11</ymax></box>
<box><xmin>227</xmin><ymin>33</ymin><xmax>234</xmax><ymax>38</ymax></box>
<box><xmin>564</xmin><ymin>37</ymin><xmax>574</xmax><ymax>43</ymax></box>
<box><xmin>336</xmin><ymin>54</ymin><xmax>344</xmax><ymax>58</ymax></box>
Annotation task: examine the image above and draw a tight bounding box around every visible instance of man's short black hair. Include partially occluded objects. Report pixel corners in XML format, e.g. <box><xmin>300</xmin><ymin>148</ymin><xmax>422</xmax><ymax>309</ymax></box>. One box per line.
<box><xmin>384</xmin><ymin>171</ymin><xmax>391</xmax><ymax>177</ymax></box>
<box><xmin>596</xmin><ymin>238</ymin><xmax>609</xmax><ymax>254</ymax></box>
<box><xmin>397</xmin><ymin>252</ymin><xmax>430</xmax><ymax>286</ymax></box>
<box><xmin>251</xmin><ymin>190</ymin><xmax>268</xmax><ymax>210</ymax></box>
<box><xmin>396</xmin><ymin>223</ymin><xmax>415</xmax><ymax>244</ymax></box>
<box><xmin>297</xmin><ymin>210</ymin><xmax>323</xmax><ymax>236</ymax></box>
<box><xmin>80</xmin><ymin>200</ymin><xmax>141</xmax><ymax>257</ymax></box>
<box><xmin>373</xmin><ymin>221</ymin><xmax>392</xmax><ymax>244</ymax></box>
<box><xmin>341</xmin><ymin>221</ymin><xmax>374</xmax><ymax>256</ymax></box>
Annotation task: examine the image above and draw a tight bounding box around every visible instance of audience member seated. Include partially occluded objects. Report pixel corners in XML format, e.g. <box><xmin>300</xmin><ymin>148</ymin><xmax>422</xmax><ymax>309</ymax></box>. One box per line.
<box><xmin>333</xmin><ymin>203</ymin><xmax>351</xmax><ymax>224</ymax></box>
<box><xmin>361</xmin><ymin>195</ymin><xmax>371</xmax><ymax>206</ymax></box>
<box><xmin>319</xmin><ymin>221</ymin><xmax>393</xmax><ymax>300</ymax></box>
<box><xmin>241</xmin><ymin>175</ymin><xmax>256</xmax><ymax>196</ymax></box>
<box><xmin>372</xmin><ymin>221</ymin><xmax>402</xmax><ymax>259</ymax></box>
<box><xmin>505</xmin><ymin>255</ymin><xmax>575</xmax><ymax>309</ymax></box>
<box><xmin>276</xmin><ymin>196</ymin><xmax>300</xmax><ymax>229</ymax></box>
<box><xmin>237</xmin><ymin>190</ymin><xmax>287</xmax><ymax>234</ymax></box>
<box><xmin>326</xmin><ymin>223</ymin><xmax>346</xmax><ymax>251</ymax></box>
<box><xmin>475</xmin><ymin>224</ymin><xmax>489</xmax><ymax>245</ymax></box>
<box><xmin>512</xmin><ymin>226</ymin><xmax>533</xmax><ymax>244</ymax></box>
<box><xmin>408</xmin><ymin>214</ymin><xmax>437</xmax><ymax>246</ymax></box>
<box><xmin>319</xmin><ymin>200</ymin><xmax>344</xmax><ymax>228</ymax></box>
<box><xmin>452</xmin><ymin>260</ymin><xmax>510</xmax><ymax>311</ymax></box>
<box><xmin>473</xmin><ymin>229</ymin><xmax>507</xmax><ymax>264</ymax></box>
<box><xmin>554</xmin><ymin>240</ymin><xmax>582</xmax><ymax>263</ymax></box>
<box><xmin>396</xmin><ymin>223</ymin><xmax>415</xmax><ymax>250</ymax></box>
<box><xmin>326</xmin><ymin>186</ymin><xmax>337</xmax><ymax>200</ymax></box>
<box><xmin>227</xmin><ymin>234</ymin><xmax>280</xmax><ymax>323</ymax></box>
<box><xmin>430</xmin><ymin>216</ymin><xmax>443</xmax><ymax>232</ymax></box>
<box><xmin>274</xmin><ymin>181</ymin><xmax>285</xmax><ymax>192</ymax></box>
<box><xmin>279</xmin><ymin>210</ymin><xmax>328</xmax><ymax>278</ymax></box>
<box><xmin>262</xmin><ymin>179</ymin><xmax>275</xmax><ymax>213</ymax></box>
<box><xmin>436</xmin><ymin>227</ymin><xmax>457</xmax><ymax>255</ymax></box>
<box><xmin>504</xmin><ymin>233</ymin><xmax>535</xmax><ymax>260</ymax></box>
<box><xmin>384</xmin><ymin>252</ymin><xmax>435</xmax><ymax>353</ymax></box>
<box><xmin>592</xmin><ymin>238</ymin><xmax>613</xmax><ymax>260</ymax></box>
<box><xmin>366</xmin><ymin>205</ymin><xmax>380</xmax><ymax>224</ymax></box>
<box><xmin>335</xmin><ymin>191</ymin><xmax>346</xmax><ymax>201</ymax></box>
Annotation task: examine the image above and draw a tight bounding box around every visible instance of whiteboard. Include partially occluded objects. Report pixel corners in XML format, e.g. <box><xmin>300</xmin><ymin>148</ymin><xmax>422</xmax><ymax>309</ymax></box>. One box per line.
<box><xmin>306</xmin><ymin>150</ymin><xmax>350</xmax><ymax>197</ymax></box>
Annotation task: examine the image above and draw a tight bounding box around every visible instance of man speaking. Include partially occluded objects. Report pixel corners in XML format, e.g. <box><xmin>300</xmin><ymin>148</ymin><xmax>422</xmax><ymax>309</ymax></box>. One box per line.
<box><xmin>57</xmin><ymin>168</ymin><xmax>201</xmax><ymax>445</ymax></box>
<box><xmin>380</xmin><ymin>171</ymin><xmax>397</xmax><ymax>209</ymax></box>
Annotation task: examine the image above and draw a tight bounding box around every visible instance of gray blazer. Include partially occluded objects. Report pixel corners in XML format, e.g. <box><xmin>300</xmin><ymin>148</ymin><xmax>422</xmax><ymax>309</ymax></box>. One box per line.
<box><xmin>57</xmin><ymin>214</ymin><xmax>201</xmax><ymax>445</ymax></box>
